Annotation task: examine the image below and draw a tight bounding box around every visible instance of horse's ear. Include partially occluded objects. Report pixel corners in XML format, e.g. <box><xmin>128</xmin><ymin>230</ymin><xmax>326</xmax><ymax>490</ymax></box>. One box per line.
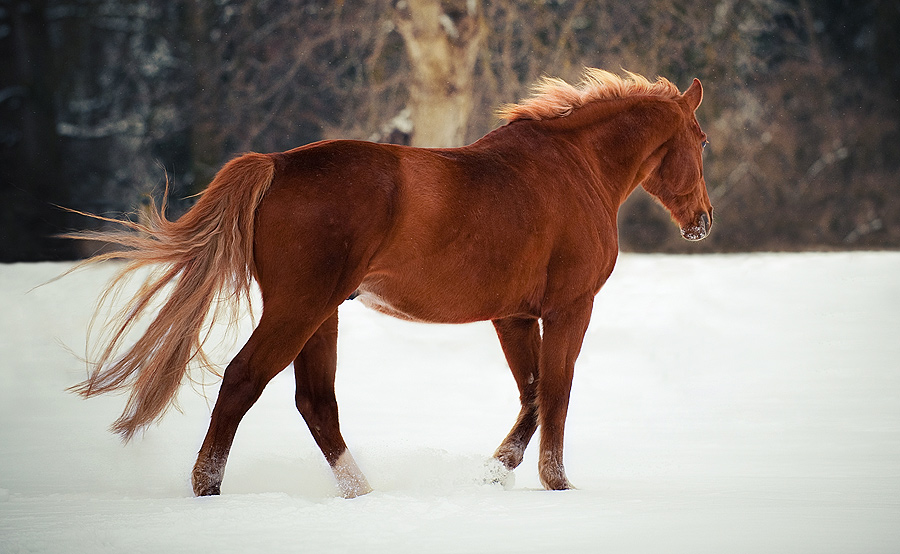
<box><xmin>683</xmin><ymin>78</ymin><xmax>703</xmax><ymax>111</ymax></box>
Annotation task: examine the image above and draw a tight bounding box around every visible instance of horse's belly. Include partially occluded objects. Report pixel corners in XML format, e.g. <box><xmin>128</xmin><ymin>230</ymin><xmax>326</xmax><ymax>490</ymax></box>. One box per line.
<box><xmin>353</xmin><ymin>289</ymin><xmax>433</xmax><ymax>322</ymax></box>
<box><xmin>352</xmin><ymin>267</ymin><xmax>540</xmax><ymax>324</ymax></box>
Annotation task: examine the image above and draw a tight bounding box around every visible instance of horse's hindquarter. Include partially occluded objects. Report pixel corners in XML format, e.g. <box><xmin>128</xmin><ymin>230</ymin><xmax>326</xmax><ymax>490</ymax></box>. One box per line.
<box><xmin>357</xmin><ymin>145</ymin><xmax>616</xmax><ymax>324</ymax></box>
<box><xmin>254</xmin><ymin>141</ymin><xmax>400</xmax><ymax>310</ymax></box>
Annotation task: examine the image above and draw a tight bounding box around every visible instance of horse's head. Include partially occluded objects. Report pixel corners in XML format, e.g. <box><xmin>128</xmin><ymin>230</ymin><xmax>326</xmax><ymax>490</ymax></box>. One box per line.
<box><xmin>641</xmin><ymin>79</ymin><xmax>713</xmax><ymax>241</ymax></box>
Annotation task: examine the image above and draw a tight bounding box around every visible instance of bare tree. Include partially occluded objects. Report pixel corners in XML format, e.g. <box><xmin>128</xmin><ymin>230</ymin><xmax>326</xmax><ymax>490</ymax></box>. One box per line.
<box><xmin>10</xmin><ymin>0</ymin><xmax>896</xmax><ymax>260</ymax></box>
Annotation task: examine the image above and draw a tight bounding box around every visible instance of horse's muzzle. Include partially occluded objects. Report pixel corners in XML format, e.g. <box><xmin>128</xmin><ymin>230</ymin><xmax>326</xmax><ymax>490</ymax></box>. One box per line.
<box><xmin>680</xmin><ymin>211</ymin><xmax>712</xmax><ymax>241</ymax></box>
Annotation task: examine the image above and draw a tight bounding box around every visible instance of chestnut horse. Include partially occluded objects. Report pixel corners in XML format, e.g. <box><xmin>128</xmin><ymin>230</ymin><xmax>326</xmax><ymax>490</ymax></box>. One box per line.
<box><xmin>70</xmin><ymin>69</ymin><xmax>712</xmax><ymax>497</ymax></box>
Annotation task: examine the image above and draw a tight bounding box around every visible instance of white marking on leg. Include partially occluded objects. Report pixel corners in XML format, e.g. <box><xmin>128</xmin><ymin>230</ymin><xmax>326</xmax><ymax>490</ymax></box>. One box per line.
<box><xmin>332</xmin><ymin>450</ymin><xmax>373</xmax><ymax>498</ymax></box>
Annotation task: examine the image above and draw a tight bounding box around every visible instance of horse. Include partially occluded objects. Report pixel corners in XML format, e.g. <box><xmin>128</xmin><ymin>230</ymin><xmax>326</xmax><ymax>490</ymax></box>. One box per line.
<box><xmin>68</xmin><ymin>69</ymin><xmax>712</xmax><ymax>498</ymax></box>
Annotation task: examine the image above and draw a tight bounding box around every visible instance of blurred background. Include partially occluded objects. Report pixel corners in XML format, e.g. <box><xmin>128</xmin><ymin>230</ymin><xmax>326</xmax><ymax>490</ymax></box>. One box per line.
<box><xmin>1</xmin><ymin>0</ymin><xmax>898</xmax><ymax>261</ymax></box>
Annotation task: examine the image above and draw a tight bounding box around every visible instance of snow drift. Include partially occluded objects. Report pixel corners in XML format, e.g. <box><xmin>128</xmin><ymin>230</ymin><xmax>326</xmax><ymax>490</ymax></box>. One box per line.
<box><xmin>1</xmin><ymin>253</ymin><xmax>898</xmax><ymax>553</ymax></box>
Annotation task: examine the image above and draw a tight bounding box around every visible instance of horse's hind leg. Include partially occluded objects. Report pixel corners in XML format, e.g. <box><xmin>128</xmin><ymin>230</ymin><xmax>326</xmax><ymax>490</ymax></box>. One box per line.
<box><xmin>191</xmin><ymin>311</ymin><xmax>318</xmax><ymax>496</ymax></box>
<box><xmin>492</xmin><ymin>316</ymin><xmax>541</xmax><ymax>470</ymax></box>
<box><xmin>293</xmin><ymin>310</ymin><xmax>371</xmax><ymax>498</ymax></box>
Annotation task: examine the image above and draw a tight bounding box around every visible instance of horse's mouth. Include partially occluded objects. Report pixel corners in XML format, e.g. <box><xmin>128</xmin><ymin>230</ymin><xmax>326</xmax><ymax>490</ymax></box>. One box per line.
<box><xmin>680</xmin><ymin>211</ymin><xmax>711</xmax><ymax>241</ymax></box>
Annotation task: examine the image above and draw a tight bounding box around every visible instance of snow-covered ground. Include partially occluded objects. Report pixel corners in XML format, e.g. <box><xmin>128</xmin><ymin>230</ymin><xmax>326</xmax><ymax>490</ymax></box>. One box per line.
<box><xmin>1</xmin><ymin>253</ymin><xmax>899</xmax><ymax>553</ymax></box>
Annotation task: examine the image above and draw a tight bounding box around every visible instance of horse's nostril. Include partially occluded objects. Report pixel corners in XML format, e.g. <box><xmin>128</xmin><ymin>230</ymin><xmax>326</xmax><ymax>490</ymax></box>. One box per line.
<box><xmin>700</xmin><ymin>212</ymin><xmax>710</xmax><ymax>233</ymax></box>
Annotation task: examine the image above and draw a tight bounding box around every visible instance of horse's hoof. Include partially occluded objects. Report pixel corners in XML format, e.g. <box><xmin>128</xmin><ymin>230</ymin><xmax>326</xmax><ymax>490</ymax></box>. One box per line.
<box><xmin>339</xmin><ymin>482</ymin><xmax>373</xmax><ymax>499</ymax></box>
<box><xmin>538</xmin><ymin>455</ymin><xmax>575</xmax><ymax>491</ymax></box>
<box><xmin>483</xmin><ymin>457</ymin><xmax>516</xmax><ymax>490</ymax></box>
<box><xmin>194</xmin><ymin>484</ymin><xmax>221</xmax><ymax>497</ymax></box>
<box><xmin>192</xmin><ymin>474</ymin><xmax>221</xmax><ymax>496</ymax></box>
<box><xmin>539</xmin><ymin>472</ymin><xmax>575</xmax><ymax>490</ymax></box>
<box><xmin>542</xmin><ymin>478</ymin><xmax>575</xmax><ymax>491</ymax></box>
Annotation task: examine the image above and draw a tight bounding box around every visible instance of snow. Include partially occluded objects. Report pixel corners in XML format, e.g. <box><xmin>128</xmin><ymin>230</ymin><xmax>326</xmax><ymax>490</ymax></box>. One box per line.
<box><xmin>2</xmin><ymin>252</ymin><xmax>899</xmax><ymax>553</ymax></box>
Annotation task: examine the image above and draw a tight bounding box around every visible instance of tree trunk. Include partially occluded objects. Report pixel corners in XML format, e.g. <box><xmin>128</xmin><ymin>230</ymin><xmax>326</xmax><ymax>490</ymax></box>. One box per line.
<box><xmin>395</xmin><ymin>0</ymin><xmax>485</xmax><ymax>147</ymax></box>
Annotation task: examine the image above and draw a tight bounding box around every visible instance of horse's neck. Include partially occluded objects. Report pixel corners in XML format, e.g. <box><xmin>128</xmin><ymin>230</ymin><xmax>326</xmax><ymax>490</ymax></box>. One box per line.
<box><xmin>536</xmin><ymin>97</ymin><xmax>680</xmax><ymax>205</ymax></box>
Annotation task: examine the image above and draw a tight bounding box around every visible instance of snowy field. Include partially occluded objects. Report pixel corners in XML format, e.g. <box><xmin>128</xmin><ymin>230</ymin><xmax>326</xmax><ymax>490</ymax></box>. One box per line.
<box><xmin>1</xmin><ymin>253</ymin><xmax>899</xmax><ymax>553</ymax></box>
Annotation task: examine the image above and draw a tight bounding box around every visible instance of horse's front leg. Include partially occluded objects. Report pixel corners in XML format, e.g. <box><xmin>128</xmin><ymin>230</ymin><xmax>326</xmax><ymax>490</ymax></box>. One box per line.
<box><xmin>491</xmin><ymin>316</ymin><xmax>541</xmax><ymax>470</ymax></box>
<box><xmin>537</xmin><ymin>298</ymin><xmax>594</xmax><ymax>490</ymax></box>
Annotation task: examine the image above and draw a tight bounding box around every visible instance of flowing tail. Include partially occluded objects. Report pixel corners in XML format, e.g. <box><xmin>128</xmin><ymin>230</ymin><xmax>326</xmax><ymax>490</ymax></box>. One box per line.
<box><xmin>66</xmin><ymin>153</ymin><xmax>275</xmax><ymax>441</ymax></box>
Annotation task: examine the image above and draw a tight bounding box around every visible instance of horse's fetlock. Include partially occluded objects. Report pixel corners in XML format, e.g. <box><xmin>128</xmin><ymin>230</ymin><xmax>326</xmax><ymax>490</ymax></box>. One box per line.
<box><xmin>495</xmin><ymin>442</ymin><xmax>525</xmax><ymax>470</ymax></box>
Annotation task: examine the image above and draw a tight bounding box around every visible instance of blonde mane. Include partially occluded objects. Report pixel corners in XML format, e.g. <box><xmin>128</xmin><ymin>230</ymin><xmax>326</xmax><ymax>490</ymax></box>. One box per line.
<box><xmin>498</xmin><ymin>68</ymin><xmax>681</xmax><ymax>123</ymax></box>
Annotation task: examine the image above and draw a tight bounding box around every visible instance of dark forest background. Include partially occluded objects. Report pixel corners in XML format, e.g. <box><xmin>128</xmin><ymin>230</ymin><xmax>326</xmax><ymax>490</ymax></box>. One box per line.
<box><xmin>2</xmin><ymin>0</ymin><xmax>898</xmax><ymax>262</ymax></box>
